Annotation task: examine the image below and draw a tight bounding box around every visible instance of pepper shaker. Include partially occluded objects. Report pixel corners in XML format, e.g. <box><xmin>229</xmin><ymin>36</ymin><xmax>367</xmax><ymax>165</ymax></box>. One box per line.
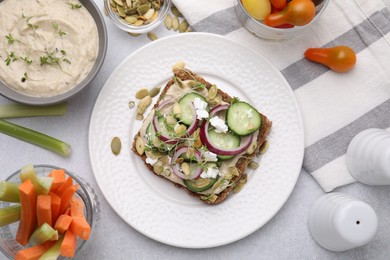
<box><xmin>308</xmin><ymin>192</ymin><xmax>378</xmax><ymax>252</ymax></box>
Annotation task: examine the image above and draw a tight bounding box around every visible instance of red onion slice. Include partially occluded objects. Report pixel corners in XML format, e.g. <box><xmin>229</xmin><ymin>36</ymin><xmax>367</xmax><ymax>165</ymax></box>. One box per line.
<box><xmin>171</xmin><ymin>146</ymin><xmax>203</xmax><ymax>180</ymax></box>
<box><xmin>200</xmin><ymin>104</ymin><xmax>254</xmax><ymax>156</ymax></box>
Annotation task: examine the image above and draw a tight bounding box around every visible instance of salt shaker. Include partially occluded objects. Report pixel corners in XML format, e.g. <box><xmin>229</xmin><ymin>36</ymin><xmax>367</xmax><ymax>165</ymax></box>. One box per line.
<box><xmin>308</xmin><ymin>192</ymin><xmax>378</xmax><ymax>252</ymax></box>
<box><xmin>346</xmin><ymin>128</ymin><xmax>390</xmax><ymax>185</ymax></box>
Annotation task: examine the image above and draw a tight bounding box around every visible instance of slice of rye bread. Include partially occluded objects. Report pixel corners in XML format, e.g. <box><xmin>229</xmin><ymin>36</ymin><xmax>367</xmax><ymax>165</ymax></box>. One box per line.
<box><xmin>132</xmin><ymin>69</ymin><xmax>272</xmax><ymax>204</ymax></box>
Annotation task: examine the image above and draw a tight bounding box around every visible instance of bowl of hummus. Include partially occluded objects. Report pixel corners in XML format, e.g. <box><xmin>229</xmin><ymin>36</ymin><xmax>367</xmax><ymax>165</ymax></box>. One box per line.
<box><xmin>0</xmin><ymin>0</ymin><xmax>107</xmax><ymax>105</ymax></box>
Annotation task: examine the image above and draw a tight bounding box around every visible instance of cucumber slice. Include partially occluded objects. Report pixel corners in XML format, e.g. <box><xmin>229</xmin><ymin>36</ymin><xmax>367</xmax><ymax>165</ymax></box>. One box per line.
<box><xmin>146</xmin><ymin>123</ymin><xmax>174</xmax><ymax>151</ymax></box>
<box><xmin>183</xmin><ymin>177</ymin><xmax>218</xmax><ymax>192</ymax></box>
<box><xmin>226</xmin><ymin>101</ymin><xmax>261</xmax><ymax>136</ymax></box>
<box><xmin>207</xmin><ymin>129</ymin><xmax>240</xmax><ymax>160</ymax></box>
<box><xmin>178</xmin><ymin>92</ymin><xmax>208</xmax><ymax>125</ymax></box>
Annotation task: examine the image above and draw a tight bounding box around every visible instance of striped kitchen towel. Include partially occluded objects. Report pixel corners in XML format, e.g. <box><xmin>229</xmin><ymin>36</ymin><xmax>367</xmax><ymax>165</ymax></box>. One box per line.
<box><xmin>171</xmin><ymin>0</ymin><xmax>390</xmax><ymax>192</ymax></box>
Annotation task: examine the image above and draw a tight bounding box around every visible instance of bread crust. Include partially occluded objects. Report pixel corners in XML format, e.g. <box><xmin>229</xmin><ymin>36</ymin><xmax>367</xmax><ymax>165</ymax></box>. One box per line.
<box><xmin>132</xmin><ymin>69</ymin><xmax>272</xmax><ymax>204</ymax></box>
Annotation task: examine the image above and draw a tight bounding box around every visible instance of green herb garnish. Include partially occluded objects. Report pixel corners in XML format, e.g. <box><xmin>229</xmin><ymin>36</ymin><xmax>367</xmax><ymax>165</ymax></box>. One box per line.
<box><xmin>21</xmin><ymin>57</ymin><xmax>33</xmax><ymax>65</ymax></box>
<box><xmin>4</xmin><ymin>52</ymin><xmax>17</xmax><ymax>66</ymax></box>
<box><xmin>40</xmin><ymin>49</ymin><xmax>71</xmax><ymax>67</ymax></box>
<box><xmin>21</xmin><ymin>72</ymin><xmax>28</xmax><ymax>82</ymax></box>
<box><xmin>5</xmin><ymin>34</ymin><xmax>15</xmax><ymax>44</ymax></box>
<box><xmin>67</xmin><ymin>3</ymin><xmax>82</xmax><ymax>9</ymax></box>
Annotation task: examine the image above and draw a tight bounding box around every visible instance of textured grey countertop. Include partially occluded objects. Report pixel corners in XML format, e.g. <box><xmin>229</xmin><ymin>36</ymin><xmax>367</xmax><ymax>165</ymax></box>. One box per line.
<box><xmin>1</xmin><ymin>0</ymin><xmax>390</xmax><ymax>259</ymax></box>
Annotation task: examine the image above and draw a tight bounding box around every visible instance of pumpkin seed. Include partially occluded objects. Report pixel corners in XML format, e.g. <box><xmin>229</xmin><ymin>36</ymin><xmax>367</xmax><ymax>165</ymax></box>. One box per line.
<box><xmin>133</xmin><ymin>19</ymin><xmax>144</xmax><ymax>26</ymax></box>
<box><xmin>148</xmin><ymin>86</ymin><xmax>160</xmax><ymax>97</ymax></box>
<box><xmin>135</xmin><ymin>136</ymin><xmax>145</xmax><ymax>155</ymax></box>
<box><xmin>135</xmin><ymin>88</ymin><xmax>149</xmax><ymax>99</ymax></box>
<box><xmin>181</xmin><ymin>162</ymin><xmax>191</xmax><ymax>177</ymax></box>
<box><xmin>136</xmin><ymin>113</ymin><xmax>144</xmax><ymax>121</ymax></box>
<box><xmin>172</xmin><ymin>60</ymin><xmax>185</xmax><ymax>73</ymax></box>
<box><xmin>171</xmin><ymin>5</ymin><xmax>182</xmax><ymax>17</ymax></box>
<box><xmin>147</xmin><ymin>31</ymin><xmax>158</xmax><ymax>41</ymax></box>
<box><xmin>128</xmin><ymin>100</ymin><xmax>135</xmax><ymax>109</ymax></box>
<box><xmin>238</xmin><ymin>174</ymin><xmax>248</xmax><ymax>184</ymax></box>
<box><xmin>246</xmin><ymin>142</ymin><xmax>257</xmax><ymax>155</ymax></box>
<box><xmin>128</xmin><ymin>32</ymin><xmax>141</xmax><ymax>36</ymax></box>
<box><xmin>137</xmin><ymin>95</ymin><xmax>152</xmax><ymax>114</ymax></box>
<box><xmin>174</xmin><ymin>124</ymin><xmax>187</xmax><ymax>136</ymax></box>
<box><xmin>164</xmin><ymin>14</ymin><xmax>172</xmax><ymax>30</ymax></box>
<box><xmin>248</xmin><ymin>161</ymin><xmax>259</xmax><ymax>170</ymax></box>
<box><xmin>143</xmin><ymin>8</ymin><xmax>154</xmax><ymax>20</ymax></box>
<box><xmin>149</xmin><ymin>10</ymin><xmax>159</xmax><ymax>22</ymax></box>
<box><xmin>114</xmin><ymin>0</ymin><xmax>124</xmax><ymax>6</ymax></box>
<box><xmin>208</xmin><ymin>85</ymin><xmax>218</xmax><ymax>100</ymax></box>
<box><xmin>125</xmin><ymin>7</ymin><xmax>138</xmax><ymax>15</ymax></box>
<box><xmin>233</xmin><ymin>183</ymin><xmax>245</xmax><ymax>194</ymax></box>
<box><xmin>209</xmin><ymin>94</ymin><xmax>222</xmax><ymax>106</ymax></box>
<box><xmin>179</xmin><ymin>19</ymin><xmax>189</xmax><ymax>33</ymax></box>
<box><xmin>111</xmin><ymin>137</ymin><xmax>122</xmax><ymax>155</ymax></box>
<box><xmin>137</xmin><ymin>4</ymin><xmax>150</xmax><ymax>15</ymax></box>
<box><xmin>117</xmin><ymin>5</ymin><xmax>126</xmax><ymax>17</ymax></box>
<box><xmin>125</xmin><ymin>16</ymin><xmax>138</xmax><ymax>24</ymax></box>
<box><xmin>172</xmin><ymin>15</ymin><xmax>179</xmax><ymax>31</ymax></box>
<box><xmin>260</xmin><ymin>140</ymin><xmax>269</xmax><ymax>155</ymax></box>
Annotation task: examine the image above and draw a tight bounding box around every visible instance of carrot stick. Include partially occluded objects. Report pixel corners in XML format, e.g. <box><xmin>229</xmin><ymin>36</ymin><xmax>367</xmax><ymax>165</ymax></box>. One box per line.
<box><xmin>54</xmin><ymin>214</ymin><xmax>72</xmax><ymax>234</ymax></box>
<box><xmin>16</xmin><ymin>179</ymin><xmax>37</xmax><ymax>246</ymax></box>
<box><xmin>60</xmin><ymin>229</ymin><xmax>77</xmax><ymax>257</ymax></box>
<box><xmin>36</xmin><ymin>195</ymin><xmax>52</xmax><ymax>227</ymax></box>
<box><xmin>70</xmin><ymin>197</ymin><xmax>84</xmax><ymax>217</ymax></box>
<box><xmin>70</xmin><ymin>216</ymin><xmax>90</xmax><ymax>240</ymax></box>
<box><xmin>58</xmin><ymin>185</ymin><xmax>78</xmax><ymax>215</ymax></box>
<box><xmin>15</xmin><ymin>240</ymin><xmax>56</xmax><ymax>260</ymax></box>
<box><xmin>48</xmin><ymin>169</ymin><xmax>66</xmax><ymax>191</ymax></box>
<box><xmin>48</xmin><ymin>192</ymin><xmax>61</xmax><ymax>225</ymax></box>
<box><xmin>55</xmin><ymin>176</ymin><xmax>73</xmax><ymax>197</ymax></box>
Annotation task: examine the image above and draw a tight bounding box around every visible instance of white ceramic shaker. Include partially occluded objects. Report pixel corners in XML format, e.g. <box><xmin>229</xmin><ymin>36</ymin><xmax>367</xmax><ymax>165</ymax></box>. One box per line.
<box><xmin>308</xmin><ymin>192</ymin><xmax>378</xmax><ymax>252</ymax></box>
<box><xmin>346</xmin><ymin>128</ymin><xmax>390</xmax><ymax>185</ymax></box>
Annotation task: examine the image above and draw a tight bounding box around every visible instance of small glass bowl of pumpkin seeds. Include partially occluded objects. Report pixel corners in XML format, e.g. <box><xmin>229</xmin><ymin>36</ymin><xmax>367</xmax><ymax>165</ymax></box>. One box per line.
<box><xmin>104</xmin><ymin>0</ymin><xmax>171</xmax><ymax>33</ymax></box>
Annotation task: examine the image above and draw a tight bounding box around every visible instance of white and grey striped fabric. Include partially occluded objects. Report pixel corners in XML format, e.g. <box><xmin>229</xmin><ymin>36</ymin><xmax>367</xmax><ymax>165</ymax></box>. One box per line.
<box><xmin>172</xmin><ymin>0</ymin><xmax>390</xmax><ymax>192</ymax></box>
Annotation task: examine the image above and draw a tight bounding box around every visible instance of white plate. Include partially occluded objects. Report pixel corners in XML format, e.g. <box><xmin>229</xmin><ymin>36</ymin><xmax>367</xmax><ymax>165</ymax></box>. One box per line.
<box><xmin>89</xmin><ymin>33</ymin><xmax>304</xmax><ymax>248</ymax></box>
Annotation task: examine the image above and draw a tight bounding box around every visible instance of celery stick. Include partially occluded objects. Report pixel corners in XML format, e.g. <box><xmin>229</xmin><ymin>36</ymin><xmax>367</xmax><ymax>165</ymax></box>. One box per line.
<box><xmin>20</xmin><ymin>165</ymin><xmax>52</xmax><ymax>195</ymax></box>
<box><xmin>0</xmin><ymin>204</ymin><xmax>21</xmax><ymax>226</ymax></box>
<box><xmin>0</xmin><ymin>119</ymin><xmax>71</xmax><ymax>157</ymax></box>
<box><xmin>0</xmin><ymin>181</ymin><xmax>20</xmax><ymax>202</ymax></box>
<box><xmin>0</xmin><ymin>103</ymin><xmax>67</xmax><ymax>119</ymax></box>
<box><xmin>29</xmin><ymin>223</ymin><xmax>59</xmax><ymax>246</ymax></box>
<box><xmin>39</xmin><ymin>237</ymin><xmax>63</xmax><ymax>260</ymax></box>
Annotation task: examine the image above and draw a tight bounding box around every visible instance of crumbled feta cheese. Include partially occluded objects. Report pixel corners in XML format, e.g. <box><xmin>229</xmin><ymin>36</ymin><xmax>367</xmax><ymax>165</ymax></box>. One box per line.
<box><xmin>247</xmin><ymin>109</ymin><xmax>253</xmax><ymax>118</ymax></box>
<box><xmin>210</xmin><ymin>116</ymin><xmax>228</xmax><ymax>133</ymax></box>
<box><xmin>202</xmin><ymin>151</ymin><xmax>218</xmax><ymax>162</ymax></box>
<box><xmin>193</xmin><ymin>97</ymin><xmax>209</xmax><ymax>120</ymax></box>
<box><xmin>146</xmin><ymin>157</ymin><xmax>158</xmax><ymax>166</ymax></box>
<box><xmin>200</xmin><ymin>167</ymin><xmax>220</xmax><ymax>179</ymax></box>
<box><xmin>193</xmin><ymin>97</ymin><xmax>208</xmax><ymax>110</ymax></box>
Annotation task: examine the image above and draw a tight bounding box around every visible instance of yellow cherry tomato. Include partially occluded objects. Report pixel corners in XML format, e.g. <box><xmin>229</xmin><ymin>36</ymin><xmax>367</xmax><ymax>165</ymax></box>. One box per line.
<box><xmin>242</xmin><ymin>0</ymin><xmax>271</xmax><ymax>20</ymax></box>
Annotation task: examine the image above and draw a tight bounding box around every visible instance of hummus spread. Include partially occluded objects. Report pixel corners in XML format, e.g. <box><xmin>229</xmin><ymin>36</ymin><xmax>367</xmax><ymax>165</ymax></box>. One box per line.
<box><xmin>0</xmin><ymin>0</ymin><xmax>98</xmax><ymax>97</ymax></box>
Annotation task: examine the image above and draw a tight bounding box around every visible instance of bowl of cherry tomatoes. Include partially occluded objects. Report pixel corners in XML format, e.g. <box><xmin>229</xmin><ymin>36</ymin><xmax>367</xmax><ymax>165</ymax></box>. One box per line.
<box><xmin>235</xmin><ymin>0</ymin><xmax>329</xmax><ymax>40</ymax></box>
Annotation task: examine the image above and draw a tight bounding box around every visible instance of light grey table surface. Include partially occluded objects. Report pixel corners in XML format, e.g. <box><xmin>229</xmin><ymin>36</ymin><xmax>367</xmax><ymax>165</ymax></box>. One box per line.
<box><xmin>1</xmin><ymin>0</ymin><xmax>390</xmax><ymax>259</ymax></box>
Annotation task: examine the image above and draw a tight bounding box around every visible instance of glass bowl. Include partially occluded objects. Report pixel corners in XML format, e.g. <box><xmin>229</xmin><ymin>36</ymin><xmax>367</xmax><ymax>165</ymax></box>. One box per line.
<box><xmin>0</xmin><ymin>165</ymin><xmax>100</xmax><ymax>259</ymax></box>
<box><xmin>235</xmin><ymin>0</ymin><xmax>330</xmax><ymax>40</ymax></box>
<box><xmin>104</xmin><ymin>0</ymin><xmax>171</xmax><ymax>33</ymax></box>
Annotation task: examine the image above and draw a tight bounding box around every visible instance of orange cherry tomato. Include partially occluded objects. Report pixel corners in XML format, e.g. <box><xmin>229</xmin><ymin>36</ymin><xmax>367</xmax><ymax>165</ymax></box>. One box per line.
<box><xmin>271</xmin><ymin>0</ymin><xmax>287</xmax><ymax>9</ymax></box>
<box><xmin>304</xmin><ymin>46</ymin><xmax>357</xmax><ymax>73</ymax></box>
<box><xmin>264</xmin><ymin>0</ymin><xmax>316</xmax><ymax>27</ymax></box>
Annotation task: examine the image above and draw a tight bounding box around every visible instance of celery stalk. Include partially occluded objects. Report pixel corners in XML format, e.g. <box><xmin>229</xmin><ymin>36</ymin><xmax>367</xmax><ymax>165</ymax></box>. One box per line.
<box><xmin>0</xmin><ymin>103</ymin><xmax>67</xmax><ymax>119</ymax></box>
<box><xmin>39</xmin><ymin>237</ymin><xmax>63</xmax><ymax>260</ymax></box>
<box><xmin>29</xmin><ymin>223</ymin><xmax>59</xmax><ymax>246</ymax></box>
<box><xmin>0</xmin><ymin>204</ymin><xmax>21</xmax><ymax>227</ymax></box>
<box><xmin>0</xmin><ymin>119</ymin><xmax>71</xmax><ymax>157</ymax></box>
<box><xmin>20</xmin><ymin>165</ymin><xmax>53</xmax><ymax>195</ymax></box>
<box><xmin>0</xmin><ymin>181</ymin><xmax>20</xmax><ymax>202</ymax></box>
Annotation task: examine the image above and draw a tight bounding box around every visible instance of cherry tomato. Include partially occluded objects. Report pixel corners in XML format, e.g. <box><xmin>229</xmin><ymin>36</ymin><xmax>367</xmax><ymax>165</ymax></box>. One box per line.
<box><xmin>264</xmin><ymin>0</ymin><xmax>316</xmax><ymax>27</ymax></box>
<box><xmin>304</xmin><ymin>46</ymin><xmax>357</xmax><ymax>73</ymax></box>
<box><xmin>242</xmin><ymin>0</ymin><xmax>271</xmax><ymax>20</ymax></box>
<box><xmin>271</xmin><ymin>0</ymin><xmax>287</xmax><ymax>9</ymax></box>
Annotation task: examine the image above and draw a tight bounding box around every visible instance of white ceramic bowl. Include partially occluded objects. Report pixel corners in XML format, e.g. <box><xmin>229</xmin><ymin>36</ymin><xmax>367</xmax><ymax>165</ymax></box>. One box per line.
<box><xmin>0</xmin><ymin>0</ymin><xmax>108</xmax><ymax>105</ymax></box>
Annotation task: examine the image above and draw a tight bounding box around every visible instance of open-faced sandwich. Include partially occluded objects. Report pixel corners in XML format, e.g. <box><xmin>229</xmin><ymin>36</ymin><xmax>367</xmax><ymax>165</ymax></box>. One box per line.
<box><xmin>132</xmin><ymin>62</ymin><xmax>272</xmax><ymax>204</ymax></box>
